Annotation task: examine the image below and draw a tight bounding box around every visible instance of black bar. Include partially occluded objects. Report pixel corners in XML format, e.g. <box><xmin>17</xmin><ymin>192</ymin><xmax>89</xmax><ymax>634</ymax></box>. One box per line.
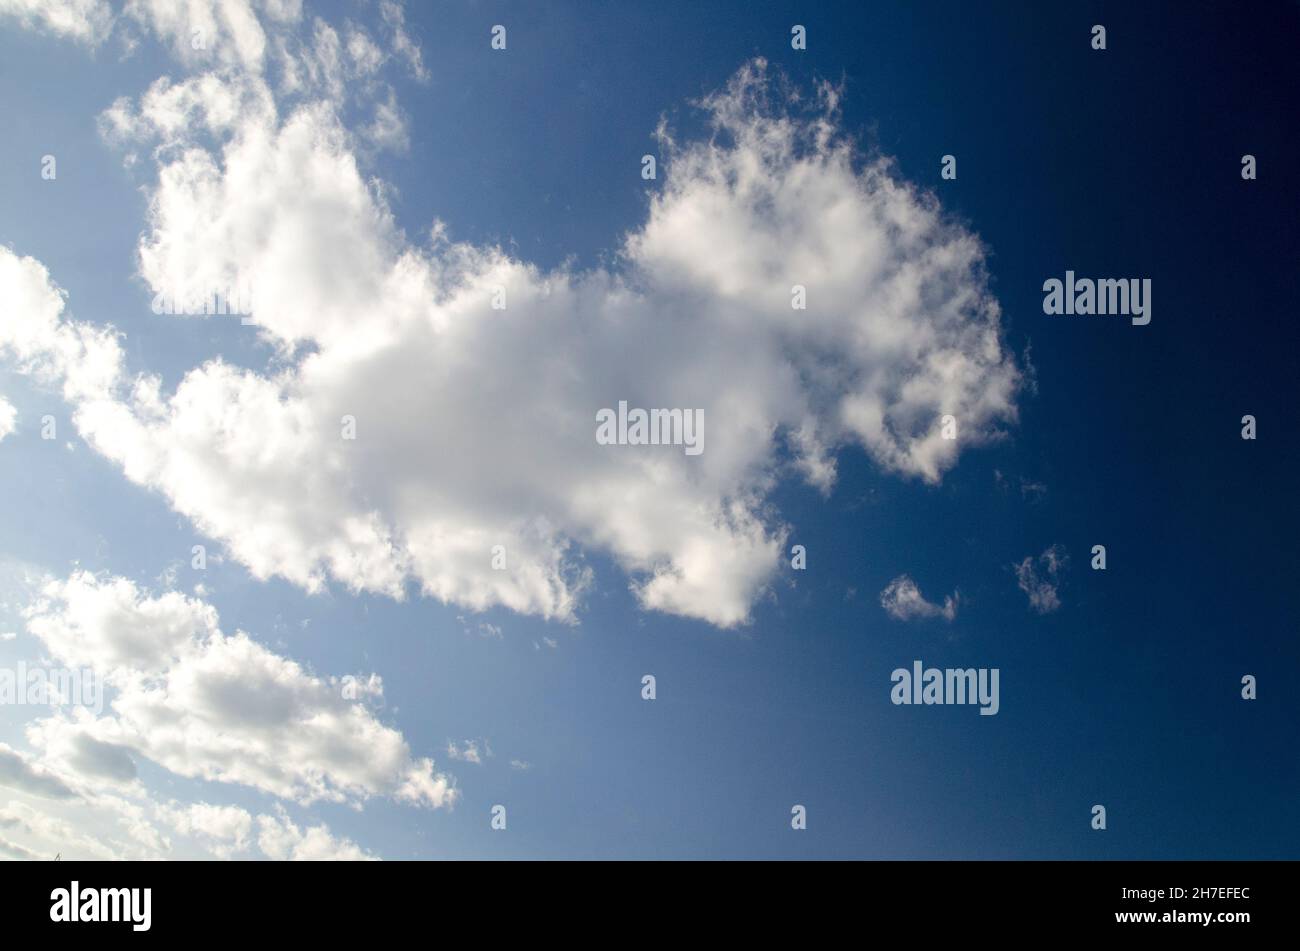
<box><xmin>2</xmin><ymin>860</ymin><xmax>1286</xmax><ymax>938</ymax></box>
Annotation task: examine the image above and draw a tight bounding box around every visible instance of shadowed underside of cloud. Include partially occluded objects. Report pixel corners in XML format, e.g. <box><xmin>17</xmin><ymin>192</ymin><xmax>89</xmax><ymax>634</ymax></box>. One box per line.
<box><xmin>0</xmin><ymin>835</ymin><xmax>42</xmax><ymax>860</ymax></box>
<box><xmin>0</xmin><ymin>742</ymin><xmax>78</xmax><ymax>800</ymax></box>
<box><xmin>0</xmin><ymin>56</ymin><xmax>1020</xmax><ymax>628</ymax></box>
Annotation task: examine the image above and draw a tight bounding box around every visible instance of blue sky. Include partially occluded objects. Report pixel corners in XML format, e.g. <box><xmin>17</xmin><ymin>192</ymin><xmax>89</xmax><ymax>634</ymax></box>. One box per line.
<box><xmin>0</xmin><ymin>1</ymin><xmax>1296</xmax><ymax>860</ymax></box>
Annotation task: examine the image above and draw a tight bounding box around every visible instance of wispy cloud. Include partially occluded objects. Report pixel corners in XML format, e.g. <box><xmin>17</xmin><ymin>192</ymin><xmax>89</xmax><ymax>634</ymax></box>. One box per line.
<box><xmin>1015</xmin><ymin>544</ymin><xmax>1068</xmax><ymax>614</ymax></box>
<box><xmin>0</xmin><ymin>0</ymin><xmax>114</xmax><ymax>46</ymax></box>
<box><xmin>446</xmin><ymin>739</ymin><xmax>490</xmax><ymax>765</ymax></box>
<box><xmin>879</xmin><ymin>575</ymin><xmax>958</xmax><ymax>622</ymax></box>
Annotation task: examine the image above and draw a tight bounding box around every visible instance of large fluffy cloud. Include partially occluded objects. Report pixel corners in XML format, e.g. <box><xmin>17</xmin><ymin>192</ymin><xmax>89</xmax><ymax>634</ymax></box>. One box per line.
<box><xmin>21</xmin><ymin>571</ymin><xmax>456</xmax><ymax>809</ymax></box>
<box><xmin>1</xmin><ymin>57</ymin><xmax>1019</xmax><ymax>628</ymax></box>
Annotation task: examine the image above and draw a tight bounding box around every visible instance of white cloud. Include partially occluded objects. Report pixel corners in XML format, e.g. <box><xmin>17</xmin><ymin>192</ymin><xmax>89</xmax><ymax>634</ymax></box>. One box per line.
<box><xmin>98</xmin><ymin>72</ymin><xmax>276</xmax><ymax>150</ymax></box>
<box><xmin>156</xmin><ymin>801</ymin><xmax>252</xmax><ymax>857</ymax></box>
<box><xmin>455</xmin><ymin>616</ymin><xmax>502</xmax><ymax>640</ymax></box>
<box><xmin>0</xmin><ymin>396</ymin><xmax>15</xmax><ymax>442</ymax></box>
<box><xmin>1</xmin><ymin>58</ymin><xmax>1020</xmax><ymax>630</ymax></box>
<box><xmin>0</xmin><ymin>790</ymin><xmax>373</xmax><ymax>860</ymax></box>
<box><xmin>151</xmin><ymin>799</ymin><xmax>378</xmax><ymax>860</ymax></box>
<box><xmin>363</xmin><ymin>86</ymin><xmax>408</xmax><ymax>153</ymax></box>
<box><xmin>378</xmin><ymin>0</ymin><xmax>426</xmax><ymax>81</ymax></box>
<box><xmin>879</xmin><ymin>574</ymin><xmax>958</xmax><ymax>622</ymax></box>
<box><xmin>123</xmin><ymin>0</ymin><xmax>282</xmax><ymax>72</ymax></box>
<box><xmin>256</xmin><ymin>809</ymin><xmax>376</xmax><ymax>860</ymax></box>
<box><xmin>0</xmin><ymin>742</ymin><xmax>78</xmax><ymax>800</ymax></box>
<box><xmin>4</xmin><ymin>0</ymin><xmax>408</xmax><ymax>132</ymax></box>
<box><xmin>0</xmin><ymin>800</ymin><xmax>129</xmax><ymax>859</ymax></box>
<box><xmin>0</xmin><ymin>249</ymin><xmax>123</xmax><ymax>405</ymax></box>
<box><xmin>1015</xmin><ymin>544</ymin><xmax>1067</xmax><ymax>614</ymax></box>
<box><xmin>0</xmin><ymin>0</ymin><xmax>114</xmax><ymax>45</ymax></box>
<box><xmin>0</xmin><ymin>836</ymin><xmax>42</xmax><ymax>860</ymax></box>
<box><xmin>346</xmin><ymin>23</ymin><xmax>386</xmax><ymax>76</ymax></box>
<box><xmin>25</xmin><ymin>721</ymin><xmax>140</xmax><ymax>788</ymax></box>
<box><xmin>276</xmin><ymin>16</ymin><xmax>345</xmax><ymax>100</ymax></box>
<box><xmin>445</xmin><ymin>739</ymin><xmax>486</xmax><ymax>764</ymax></box>
<box><xmin>21</xmin><ymin>571</ymin><xmax>457</xmax><ymax>809</ymax></box>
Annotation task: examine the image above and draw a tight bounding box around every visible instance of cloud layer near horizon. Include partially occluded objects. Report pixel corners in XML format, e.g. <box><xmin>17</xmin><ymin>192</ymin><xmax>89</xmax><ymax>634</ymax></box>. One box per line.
<box><xmin>0</xmin><ymin>564</ymin><xmax>435</xmax><ymax>859</ymax></box>
<box><xmin>22</xmin><ymin>571</ymin><xmax>455</xmax><ymax>810</ymax></box>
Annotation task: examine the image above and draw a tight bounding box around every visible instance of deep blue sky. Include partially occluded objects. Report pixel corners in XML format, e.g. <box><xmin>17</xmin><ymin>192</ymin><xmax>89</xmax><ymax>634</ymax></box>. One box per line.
<box><xmin>0</xmin><ymin>1</ymin><xmax>1296</xmax><ymax>859</ymax></box>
